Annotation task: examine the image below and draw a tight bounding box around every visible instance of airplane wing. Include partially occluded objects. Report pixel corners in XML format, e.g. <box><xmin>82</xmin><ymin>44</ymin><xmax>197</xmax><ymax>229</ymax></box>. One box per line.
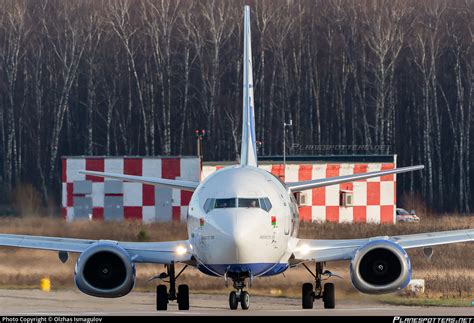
<box><xmin>0</xmin><ymin>234</ymin><xmax>192</xmax><ymax>264</ymax></box>
<box><xmin>286</xmin><ymin>165</ymin><xmax>424</xmax><ymax>193</ymax></box>
<box><xmin>293</xmin><ymin>229</ymin><xmax>474</xmax><ymax>262</ymax></box>
<box><xmin>78</xmin><ymin>170</ymin><xmax>199</xmax><ymax>192</ymax></box>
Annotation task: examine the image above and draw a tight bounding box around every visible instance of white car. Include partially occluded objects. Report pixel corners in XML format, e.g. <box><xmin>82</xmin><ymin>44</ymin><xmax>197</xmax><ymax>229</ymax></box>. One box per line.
<box><xmin>396</xmin><ymin>208</ymin><xmax>420</xmax><ymax>223</ymax></box>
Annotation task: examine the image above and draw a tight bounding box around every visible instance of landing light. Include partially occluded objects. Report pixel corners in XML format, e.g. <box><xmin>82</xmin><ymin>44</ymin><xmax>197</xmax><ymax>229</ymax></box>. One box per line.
<box><xmin>298</xmin><ymin>244</ymin><xmax>310</xmax><ymax>255</ymax></box>
<box><xmin>176</xmin><ymin>246</ymin><xmax>187</xmax><ymax>255</ymax></box>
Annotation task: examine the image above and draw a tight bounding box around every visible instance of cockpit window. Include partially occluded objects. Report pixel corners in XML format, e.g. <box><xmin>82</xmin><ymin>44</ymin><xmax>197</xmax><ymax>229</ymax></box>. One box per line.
<box><xmin>214</xmin><ymin>198</ymin><xmax>236</xmax><ymax>208</ymax></box>
<box><xmin>238</xmin><ymin>198</ymin><xmax>259</xmax><ymax>208</ymax></box>
<box><xmin>260</xmin><ymin>198</ymin><xmax>272</xmax><ymax>212</ymax></box>
<box><xmin>203</xmin><ymin>197</ymin><xmax>272</xmax><ymax>213</ymax></box>
<box><xmin>203</xmin><ymin>198</ymin><xmax>215</xmax><ymax>213</ymax></box>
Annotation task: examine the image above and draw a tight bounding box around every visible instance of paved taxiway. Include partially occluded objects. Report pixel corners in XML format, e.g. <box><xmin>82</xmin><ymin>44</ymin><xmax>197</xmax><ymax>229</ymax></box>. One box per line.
<box><xmin>0</xmin><ymin>289</ymin><xmax>473</xmax><ymax>316</ymax></box>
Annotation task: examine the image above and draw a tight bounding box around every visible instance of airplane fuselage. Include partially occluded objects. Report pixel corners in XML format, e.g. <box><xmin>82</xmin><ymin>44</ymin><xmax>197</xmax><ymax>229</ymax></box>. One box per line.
<box><xmin>187</xmin><ymin>165</ymin><xmax>299</xmax><ymax>278</ymax></box>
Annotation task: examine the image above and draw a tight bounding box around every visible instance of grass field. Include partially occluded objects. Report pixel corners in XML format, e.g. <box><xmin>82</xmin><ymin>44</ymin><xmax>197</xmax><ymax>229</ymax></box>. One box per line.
<box><xmin>0</xmin><ymin>214</ymin><xmax>472</xmax><ymax>302</ymax></box>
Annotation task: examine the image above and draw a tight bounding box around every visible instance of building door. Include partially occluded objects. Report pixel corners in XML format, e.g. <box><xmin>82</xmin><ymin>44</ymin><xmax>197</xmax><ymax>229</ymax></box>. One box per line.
<box><xmin>155</xmin><ymin>188</ymin><xmax>172</xmax><ymax>221</ymax></box>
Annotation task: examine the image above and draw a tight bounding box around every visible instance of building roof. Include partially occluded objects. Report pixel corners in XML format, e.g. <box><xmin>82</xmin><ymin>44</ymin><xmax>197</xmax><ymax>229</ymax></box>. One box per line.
<box><xmin>61</xmin><ymin>155</ymin><xmax>199</xmax><ymax>159</ymax></box>
<box><xmin>204</xmin><ymin>155</ymin><xmax>396</xmax><ymax>165</ymax></box>
<box><xmin>62</xmin><ymin>154</ymin><xmax>396</xmax><ymax>164</ymax></box>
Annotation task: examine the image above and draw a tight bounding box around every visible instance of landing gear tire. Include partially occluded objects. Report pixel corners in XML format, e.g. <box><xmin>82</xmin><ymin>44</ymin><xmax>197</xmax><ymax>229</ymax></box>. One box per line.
<box><xmin>156</xmin><ymin>285</ymin><xmax>168</xmax><ymax>311</ymax></box>
<box><xmin>302</xmin><ymin>283</ymin><xmax>314</xmax><ymax>309</ymax></box>
<box><xmin>323</xmin><ymin>283</ymin><xmax>335</xmax><ymax>309</ymax></box>
<box><xmin>177</xmin><ymin>284</ymin><xmax>189</xmax><ymax>310</ymax></box>
<box><xmin>229</xmin><ymin>291</ymin><xmax>238</xmax><ymax>310</ymax></box>
<box><xmin>240</xmin><ymin>291</ymin><xmax>250</xmax><ymax>310</ymax></box>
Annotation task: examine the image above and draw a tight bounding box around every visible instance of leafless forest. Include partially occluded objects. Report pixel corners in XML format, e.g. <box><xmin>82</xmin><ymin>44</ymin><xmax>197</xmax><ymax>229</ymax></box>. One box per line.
<box><xmin>0</xmin><ymin>0</ymin><xmax>472</xmax><ymax>212</ymax></box>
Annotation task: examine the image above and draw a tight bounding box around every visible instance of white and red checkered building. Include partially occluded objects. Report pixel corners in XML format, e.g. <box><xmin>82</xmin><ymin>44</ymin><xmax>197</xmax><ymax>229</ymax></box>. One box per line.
<box><xmin>61</xmin><ymin>156</ymin><xmax>200</xmax><ymax>223</ymax></box>
<box><xmin>61</xmin><ymin>155</ymin><xmax>397</xmax><ymax>224</ymax></box>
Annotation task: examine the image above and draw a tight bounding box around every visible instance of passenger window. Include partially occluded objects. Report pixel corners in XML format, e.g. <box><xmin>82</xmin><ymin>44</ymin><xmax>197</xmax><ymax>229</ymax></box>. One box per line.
<box><xmin>238</xmin><ymin>198</ymin><xmax>260</xmax><ymax>208</ymax></box>
<box><xmin>215</xmin><ymin>198</ymin><xmax>236</xmax><ymax>208</ymax></box>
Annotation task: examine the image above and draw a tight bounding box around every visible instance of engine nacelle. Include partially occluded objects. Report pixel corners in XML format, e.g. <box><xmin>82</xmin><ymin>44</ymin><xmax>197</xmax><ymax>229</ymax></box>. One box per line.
<box><xmin>74</xmin><ymin>242</ymin><xmax>135</xmax><ymax>298</ymax></box>
<box><xmin>350</xmin><ymin>240</ymin><xmax>411</xmax><ymax>294</ymax></box>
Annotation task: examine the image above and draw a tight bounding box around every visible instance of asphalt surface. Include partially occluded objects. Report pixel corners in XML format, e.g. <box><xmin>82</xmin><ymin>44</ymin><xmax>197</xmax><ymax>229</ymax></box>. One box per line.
<box><xmin>0</xmin><ymin>289</ymin><xmax>473</xmax><ymax>316</ymax></box>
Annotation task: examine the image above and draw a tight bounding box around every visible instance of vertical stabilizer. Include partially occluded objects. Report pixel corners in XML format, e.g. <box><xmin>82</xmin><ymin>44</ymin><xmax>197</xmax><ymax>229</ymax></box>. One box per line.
<box><xmin>240</xmin><ymin>5</ymin><xmax>258</xmax><ymax>167</ymax></box>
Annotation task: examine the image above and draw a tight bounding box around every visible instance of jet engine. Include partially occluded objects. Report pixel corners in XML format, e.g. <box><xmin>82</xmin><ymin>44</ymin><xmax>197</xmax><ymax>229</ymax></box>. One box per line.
<box><xmin>74</xmin><ymin>242</ymin><xmax>135</xmax><ymax>298</ymax></box>
<box><xmin>350</xmin><ymin>240</ymin><xmax>411</xmax><ymax>294</ymax></box>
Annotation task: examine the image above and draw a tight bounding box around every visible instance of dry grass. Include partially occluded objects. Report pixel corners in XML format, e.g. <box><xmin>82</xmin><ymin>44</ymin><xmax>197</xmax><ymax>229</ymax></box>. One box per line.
<box><xmin>298</xmin><ymin>214</ymin><xmax>473</xmax><ymax>240</ymax></box>
<box><xmin>0</xmin><ymin>214</ymin><xmax>472</xmax><ymax>298</ymax></box>
<box><xmin>299</xmin><ymin>215</ymin><xmax>474</xmax><ymax>270</ymax></box>
<box><xmin>0</xmin><ymin>216</ymin><xmax>188</xmax><ymax>241</ymax></box>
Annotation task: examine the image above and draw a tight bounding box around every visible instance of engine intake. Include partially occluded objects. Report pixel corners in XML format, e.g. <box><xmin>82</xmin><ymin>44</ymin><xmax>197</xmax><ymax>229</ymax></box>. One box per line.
<box><xmin>350</xmin><ymin>240</ymin><xmax>411</xmax><ymax>294</ymax></box>
<box><xmin>75</xmin><ymin>242</ymin><xmax>135</xmax><ymax>298</ymax></box>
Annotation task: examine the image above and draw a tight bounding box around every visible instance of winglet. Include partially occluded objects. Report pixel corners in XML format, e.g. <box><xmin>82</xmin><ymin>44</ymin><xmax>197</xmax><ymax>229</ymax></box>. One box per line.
<box><xmin>240</xmin><ymin>5</ymin><xmax>258</xmax><ymax>167</ymax></box>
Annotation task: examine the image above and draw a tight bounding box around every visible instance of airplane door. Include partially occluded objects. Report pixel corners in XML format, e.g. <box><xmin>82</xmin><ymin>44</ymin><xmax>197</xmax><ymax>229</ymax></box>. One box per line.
<box><xmin>288</xmin><ymin>194</ymin><xmax>299</xmax><ymax>236</ymax></box>
<box><xmin>284</xmin><ymin>195</ymin><xmax>291</xmax><ymax>235</ymax></box>
<box><xmin>284</xmin><ymin>213</ymin><xmax>290</xmax><ymax>235</ymax></box>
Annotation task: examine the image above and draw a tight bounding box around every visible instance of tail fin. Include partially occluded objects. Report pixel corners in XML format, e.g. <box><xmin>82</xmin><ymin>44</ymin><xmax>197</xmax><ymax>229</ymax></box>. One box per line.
<box><xmin>240</xmin><ymin>5</ymin><xmax>258</xmax><ymax>167</ymax></box>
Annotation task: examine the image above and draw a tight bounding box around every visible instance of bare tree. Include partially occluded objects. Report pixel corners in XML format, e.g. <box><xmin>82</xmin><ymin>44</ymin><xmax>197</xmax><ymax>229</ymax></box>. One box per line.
<box><xmin>143</xmin><ymin>0</ymin><xmax>181</xmax><ymax>155</ymax></box>
<box><xmin>186</xmin><ymin>0</ymin><xmax>238</xmax><ymax>160</ymax></box>
<box><xmin>83</xmin><ymin>1</ymin><xmax>104</xmax><ymax>155</ymax></box>
<box><xmin>362</xmin><ymin>0</ymin><xmax>409</xmax><ymax>148</ymax></box>
<box><xmin>0</xmin><ymin>0</ymin><xmax>28</xmax><ymax>189</ymax></box>
<box><xmin>36</xmin><ymin>1</ymin><xmax>88</xmax><ymax>184</ymax></box>
<box><xmin>108</xmin><ymin>0</ymin><xmax>149</xmax><ymax>155</ymax></box>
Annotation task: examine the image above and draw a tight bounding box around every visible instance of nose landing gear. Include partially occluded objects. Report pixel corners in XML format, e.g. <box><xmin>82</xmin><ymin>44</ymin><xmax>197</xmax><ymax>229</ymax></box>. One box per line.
<box><xmin>301</xmin><ymin>262</ymin><xmax>338</xmax><ymax>309</ymax></box>
<box><xmin>229</xmin><ymin>278</ymin><xmax>250</xmax><ymax>310</ymax></box>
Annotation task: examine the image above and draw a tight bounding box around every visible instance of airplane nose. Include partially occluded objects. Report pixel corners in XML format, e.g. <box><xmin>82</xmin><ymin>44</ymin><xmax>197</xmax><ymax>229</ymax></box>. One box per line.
<box><xmin>197</xmin><ymin>209</ymin><xmax>287</xmax><ymax>276</ymax></box>
<box><xmin>231</xmin><ymin>219</ymin><xmax>249</xmax><ymax>253</ymax></box>
<box><xmin>227</xmin><ymin>212</ymin><xmax>264</xmax><ymax>263</ymax></box>
<box><xmin>202</xmin><ymin>209</ymin><xmax>279</xmax><ymax>268</ymax></box>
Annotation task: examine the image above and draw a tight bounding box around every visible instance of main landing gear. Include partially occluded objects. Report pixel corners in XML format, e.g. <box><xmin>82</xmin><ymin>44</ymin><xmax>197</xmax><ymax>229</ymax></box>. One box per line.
<box><xmin>155</xmin><ymin>262</ymin><xmax>189</xmax><ymax>311</ymax></box>
<box><xmin>228</xmin><ymin>278</ymin><xmax>250</xmax><ymax>310</ymax></box>
<box><xmin>302</xmin><ymin>262</ymin><xmax>337</xmax><ymax>309</ymax></box>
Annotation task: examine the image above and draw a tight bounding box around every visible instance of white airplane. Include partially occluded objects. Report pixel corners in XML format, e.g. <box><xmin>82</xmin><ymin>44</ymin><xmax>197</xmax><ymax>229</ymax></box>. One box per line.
<box><xmin>1</xmin><ymin>6</ymin><xmax>473</xmax><ymax>312</ymax></box>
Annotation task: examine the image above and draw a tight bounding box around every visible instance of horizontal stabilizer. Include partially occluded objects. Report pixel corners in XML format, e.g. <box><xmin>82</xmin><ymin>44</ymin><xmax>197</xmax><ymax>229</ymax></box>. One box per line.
<box><xmin>78</xmin><ymin>170</ymin><xmax>199</xmax><ymax>192</ymax></box>
<box><xmin>286</xmin><ymin>165</ymin><xmax>424</xmax><ymax>192</ymax></box>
